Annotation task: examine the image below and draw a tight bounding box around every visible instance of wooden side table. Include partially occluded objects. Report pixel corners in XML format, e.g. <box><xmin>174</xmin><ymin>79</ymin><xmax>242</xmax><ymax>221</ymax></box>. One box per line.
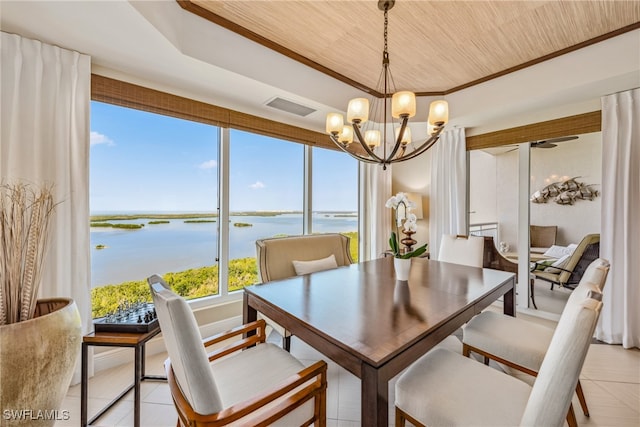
<box><xmin>81</xmin><ymin>328</ymin><xmax>166</xmax><ymax>427</ymax></box>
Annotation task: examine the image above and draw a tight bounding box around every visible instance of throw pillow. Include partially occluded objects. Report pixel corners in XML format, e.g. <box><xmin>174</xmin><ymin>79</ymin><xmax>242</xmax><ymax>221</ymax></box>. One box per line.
<box><xmin>544</xmin><ymin>254</ymin><xmax>571</xmax><ymax>273</ymax></box>
<box><xmin>292</xmin><ymin>254</ymin><xmax>338</xmax><ymax>276</ymax></box>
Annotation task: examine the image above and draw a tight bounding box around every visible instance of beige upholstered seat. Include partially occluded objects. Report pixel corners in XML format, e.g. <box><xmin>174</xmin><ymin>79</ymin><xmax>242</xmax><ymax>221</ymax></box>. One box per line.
<box><xmin>437</xmin><ymin>234</ymin><xmax>484</xmax><ymax>267</ymax></box>
<box><xmin>395</xmin><ymin>290</ymin><xmax>603</xmax><ymax>427</ymax></box>
<box><xmin>462</xmin><ymin>258</ymin><xmax>610</xmax><ymax>422</ymax></box>
<box><xmin>147</xmin><ymin>275</ymin><xmax>327</xmax><ymax>426</ymax></box>
<box><xmin>255</xmin><ymin>233</ymin><xmax>353</xmax><ymax>350</ymax></box>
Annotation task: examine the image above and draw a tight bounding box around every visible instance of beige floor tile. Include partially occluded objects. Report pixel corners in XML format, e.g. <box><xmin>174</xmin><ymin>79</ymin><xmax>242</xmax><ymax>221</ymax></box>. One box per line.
<box><xmin>594</xmin><ymin>380</ymin><xmax>640</xmax><ymax>414</ymax></box>
<box><xmin>582</xmin><ymin>344</ymin><xmax>640</xmax><ymax>383</ymax></box>
<box><xmin>113</xmin><ymin>402</ymin><xmax>177</xmax><ymax>427</ymax></box>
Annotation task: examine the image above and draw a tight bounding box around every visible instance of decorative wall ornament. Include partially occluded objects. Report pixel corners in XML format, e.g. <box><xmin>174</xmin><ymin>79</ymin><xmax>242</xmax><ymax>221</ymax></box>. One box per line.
<box><xmin>530</xmin><ymin>177</ymin><xmax>600</xmax><ymax>205</ymax></box>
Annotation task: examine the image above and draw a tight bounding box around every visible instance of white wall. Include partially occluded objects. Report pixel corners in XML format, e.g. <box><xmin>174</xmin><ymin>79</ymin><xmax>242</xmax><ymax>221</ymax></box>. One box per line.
<box><xmin>469</xmin><ymin>150</ymin><xmax>498</xmax><ymax>225</ymax></box>
<box><xmin>496</xmin><ymin>132</ymin><xmax>602</xmax><ymax>250</ymax></box>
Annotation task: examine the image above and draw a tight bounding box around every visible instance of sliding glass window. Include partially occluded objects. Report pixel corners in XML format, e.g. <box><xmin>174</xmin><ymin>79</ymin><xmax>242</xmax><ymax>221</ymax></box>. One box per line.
<box><xmin>90</xmin><ymin>101</ymin><xmax>219</xmax><ymax>318</ymax></box>
<box><xmin>227</xmin><ymin>130</ymin><xmax>304</xmax><ymax>291</ymax></box>
<box><xmin>311</xmin><ymin>147</ymin><xmax>359</xmax><ymax>261</ymax></box>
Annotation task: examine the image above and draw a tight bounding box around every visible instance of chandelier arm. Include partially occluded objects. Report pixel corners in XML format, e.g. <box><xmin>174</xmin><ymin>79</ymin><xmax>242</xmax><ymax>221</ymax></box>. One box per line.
<box><xmin>329</xmin><ymin>134</ymin><xmax>385</xmax><ymax>164</ymax></box>
<box><xmin>352</xmin><ymin>123</ymin><xmax>385</xmax><ymax>163</ymax></box>
<box><xmin>384</xmin><ymin>116</ymin><xmax>409</xmax><ymax>163</ymax></box>
<box><xmin>388</xmin><ymin>127</ymin><xmax>446</xmax><ymax>163</ymax></box>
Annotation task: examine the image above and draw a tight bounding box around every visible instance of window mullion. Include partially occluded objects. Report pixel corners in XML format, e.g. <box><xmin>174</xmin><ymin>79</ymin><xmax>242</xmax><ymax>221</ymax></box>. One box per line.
<box><xmin>303</xmin><ymin>145</ymin><xmax>312</xmax><ymax>235</ymax></box>
<box><xmin>218</xmin><ymin>127</ymin><xmax>231</xmax><ymax>296</ymax></box>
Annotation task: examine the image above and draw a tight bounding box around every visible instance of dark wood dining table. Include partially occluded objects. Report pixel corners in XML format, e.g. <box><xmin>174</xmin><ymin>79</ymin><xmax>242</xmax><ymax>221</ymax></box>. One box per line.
<box><xmin>243</xmin><ymin>256</ymin><xmax>515</xmax><ymax>426</ymax></box>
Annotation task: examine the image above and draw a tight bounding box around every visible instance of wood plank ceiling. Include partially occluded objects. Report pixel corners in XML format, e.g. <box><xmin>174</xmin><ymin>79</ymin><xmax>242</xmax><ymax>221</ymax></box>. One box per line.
<box><xmin>181</xmin><ymin>0</ymin><xmax>640</xmax><ymax>96</ymax></box>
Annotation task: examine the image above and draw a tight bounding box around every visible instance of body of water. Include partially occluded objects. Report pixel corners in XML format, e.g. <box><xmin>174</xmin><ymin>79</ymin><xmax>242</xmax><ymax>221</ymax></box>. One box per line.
<box><xmin>90</xmin><ymin>213</ymin><xmax>357</xmax><ymax>287</ymax></box>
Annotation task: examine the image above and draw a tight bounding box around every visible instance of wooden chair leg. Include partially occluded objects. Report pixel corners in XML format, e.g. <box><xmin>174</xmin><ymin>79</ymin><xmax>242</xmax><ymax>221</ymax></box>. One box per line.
<box><xmin>283</xmin><ymin>335</ymin><xmax>291</xmax><ymax>352</ymax></box>
<box><xmin>576</xmin><ymin>379</ymin><xmax>590</xmax><ymax>416</ymax></box>
<box><xmin>462</xmin><ymin>343</ymin><xmax>471</xmax><ymax>358</ymax></box>
<box><xmin>530</xmin><ymin>277</ymin><xmax>538</xmax><ymax>309</ymax></box>
<box><xmin>566</xmin><ymin>403</ymin><xmax>578</xmax><ymax>427</ymax></box>
<box><xmin>395</xmin><ymin>407</ymin><xmax>406</xmax><ymax>427</ymax></box>
<box><xmin>483</xmin><ymin>355</ymin><xmax>489</xmax><ymax>365</ymax></box>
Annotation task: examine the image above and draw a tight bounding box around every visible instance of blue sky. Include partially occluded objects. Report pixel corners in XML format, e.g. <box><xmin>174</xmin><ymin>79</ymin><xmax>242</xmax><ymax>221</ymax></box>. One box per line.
<box><xmin>90</xmin><ymin>101</ymin><xmax>358</xmax><ymax>213</ymax></box>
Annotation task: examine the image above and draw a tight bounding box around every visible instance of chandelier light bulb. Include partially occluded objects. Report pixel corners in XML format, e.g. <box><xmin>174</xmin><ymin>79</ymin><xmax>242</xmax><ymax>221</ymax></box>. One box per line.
<box><xmin>391</xmin><ymin>91</ymin><xmax>416</xmax><ymax>118</ymax></box>
<box><xmin>364</xmin><ymin>130</ymin><xmax>381</xmax><ymax>147</ymax></box>
<box><xmin>326</xmin><ymin>113</ymin><xmax>344</xmax><ymax>135</ymax></box>
<box><xmin>347</xmin><ymin>98</ymin><xmax>369</xmax><ymax>124</ymax></box>
<box><xmin>338</xmin><ymin>126</ymin><xmax>354</xmax><ymax>144</ymax></box>
<box><xmin>428</xmin><ymin>100</ymin><xmax>449</xmax><ymax>126</ymax></box>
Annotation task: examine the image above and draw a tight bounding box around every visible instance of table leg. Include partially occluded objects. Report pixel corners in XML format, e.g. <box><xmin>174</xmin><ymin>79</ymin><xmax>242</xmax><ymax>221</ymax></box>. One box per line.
<box><xmin>134</xmin><ymin>344</ymin><xmax>142</xmax><ymax>427</ymax></box>
<box><xmin>361</xmin><ymin>363</ymin><xmax>388</xmax><ymax>427</ymax></box>
<box><xmin>81</xmin><ymin>343</ymin><xmax>88</xmax><ymax>427</ymax></box>
<box><xmin>503</xmin><ymin>279</ymin><xmax>516</xmax><ymax>317</ymax></box>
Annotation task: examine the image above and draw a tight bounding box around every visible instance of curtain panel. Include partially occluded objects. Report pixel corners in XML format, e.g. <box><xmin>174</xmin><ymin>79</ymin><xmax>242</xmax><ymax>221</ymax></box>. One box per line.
<box><xmin>359</xmin><ymin>163</ymin><xmax>392</xmax><ymax>261</ymax></box>
<box><xmin>1</xmin><ymin>32</ymin><xmax>92</xmax><ymax>380</ymax></box>
<box><xmin>429</xmin><ymin>128</ymin><xmax>467</xmax><ymax>259</ymax></box>
<box><xmin>596</xmin><ymin>88</ymin><xmax>640</xmax><ymax>349</ymax></box>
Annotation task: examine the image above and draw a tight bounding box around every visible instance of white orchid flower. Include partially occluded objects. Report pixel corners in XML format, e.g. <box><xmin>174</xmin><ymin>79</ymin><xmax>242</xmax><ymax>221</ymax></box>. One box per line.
<box><xmin>385</xmin><ymin>195</ymin><xmax>398</xmax><ymax>209</ymax></box>
<box><xmin>403</xmin><ymin>213</ymin><xmax>418</xmax><ymax>232</ymax></box>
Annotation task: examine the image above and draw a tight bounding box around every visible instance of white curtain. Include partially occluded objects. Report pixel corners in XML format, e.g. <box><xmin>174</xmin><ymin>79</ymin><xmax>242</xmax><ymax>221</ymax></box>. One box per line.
<box><xmin>1</xmin><ymin>32</ymin><xmax>91</xmax><ymax>380</ymax></box>
<box><xmin>429</xmin><ymin>127</ymin><xmax>467</xmax><ymax>259</ymax></box>
<box><xmin>595</xmin><ymin>88</ymin><xmax>640</xmax><ymax>349</ymax></box>
<box><xmin>359</xmin><ymin>163</ymin><xmax>392</xmax><ymax>261</ymax></box>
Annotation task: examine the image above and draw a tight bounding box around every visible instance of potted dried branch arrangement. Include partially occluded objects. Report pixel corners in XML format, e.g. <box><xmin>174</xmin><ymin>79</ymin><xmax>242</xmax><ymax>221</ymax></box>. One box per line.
<box><xmin>0</xmin><ymin>182</ymin><xmax>81</xmax><ymax>426</ymax></box>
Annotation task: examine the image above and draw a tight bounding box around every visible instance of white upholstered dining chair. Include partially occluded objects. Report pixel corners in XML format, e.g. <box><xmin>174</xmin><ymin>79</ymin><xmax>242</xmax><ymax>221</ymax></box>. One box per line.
<box><xmin>437</xmin><ymin>234</ymin><xmax>485</xmax><ymax>267</ymax></box>
<box><xmin>255</xmin><ymin>233</ymin><xmax>353</xmax><ymax>351</ymax></box>
<box><xmin>147</xmin><ymin>274</ymin><xmax>327</xmax><ymax>426</ymax></box>
<box><xmin>395</xmin><ymin>290</ymin><xmax>603</xmax><ymax>427</ymax></box>
<box><xmin>461</xmin><ymin>258</ymin><xmax>610</xmax><ymax>423</ymax></box>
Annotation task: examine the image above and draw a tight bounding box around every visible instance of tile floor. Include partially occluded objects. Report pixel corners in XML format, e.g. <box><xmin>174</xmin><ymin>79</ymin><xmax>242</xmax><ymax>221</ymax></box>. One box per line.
<box><xmin>61</xmin><ymin>310</ymin><xmax>640</xmax><ymax>426</ymax></box>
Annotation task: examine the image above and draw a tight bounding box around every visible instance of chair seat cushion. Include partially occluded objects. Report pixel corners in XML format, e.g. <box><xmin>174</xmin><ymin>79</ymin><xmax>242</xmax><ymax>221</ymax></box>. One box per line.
<box><xmin>211</xmin><ymin>342</ymin><xmax>313</xmax><ymax>425</ymax></box>
<box><xmin>395</xmin><ymin>348</ymin><xmax>531</xmax><ymax>426</ymax></box>
<box><xmin>463</xmin><ymin>311</ymin><xmax>554</xmax><ymax>371</ymax></box>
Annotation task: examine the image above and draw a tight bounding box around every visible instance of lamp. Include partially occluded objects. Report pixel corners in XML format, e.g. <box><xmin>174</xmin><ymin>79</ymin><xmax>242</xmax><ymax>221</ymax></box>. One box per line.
<box><xmin>325</xmin><ymin>0</ymin><xmax>449</xmax><ymax>170</ymax></box>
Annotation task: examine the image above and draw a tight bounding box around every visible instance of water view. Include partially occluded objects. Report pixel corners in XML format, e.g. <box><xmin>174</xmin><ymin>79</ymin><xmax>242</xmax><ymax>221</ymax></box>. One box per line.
<box><xmin>90</xmin><ymin>212</ymin><xmax>357</xmax><ymax>287</ymax></box>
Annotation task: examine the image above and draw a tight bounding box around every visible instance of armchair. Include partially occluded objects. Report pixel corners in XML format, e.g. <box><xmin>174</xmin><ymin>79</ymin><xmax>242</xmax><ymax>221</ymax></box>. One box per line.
<box><xmin>532</xmin><ymin>233</ymin><xmax>600</xmax><ymax>290</ymax></box>
<box><xmin>147</xmin><ymin>275</ymin><xmax>327</xmax><ymax>427</ymax></box>
<box><xmin>255</xmin><ymin>233</ymin><xmax>352</xmax><ymax>350</ymax></box>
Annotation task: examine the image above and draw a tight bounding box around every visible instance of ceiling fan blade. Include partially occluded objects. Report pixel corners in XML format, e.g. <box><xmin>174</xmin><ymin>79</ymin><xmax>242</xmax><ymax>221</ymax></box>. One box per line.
<box><xmin>534</xmin><ymin>142</ymin><xmax>557</xmax><ymax>148</ymax></box>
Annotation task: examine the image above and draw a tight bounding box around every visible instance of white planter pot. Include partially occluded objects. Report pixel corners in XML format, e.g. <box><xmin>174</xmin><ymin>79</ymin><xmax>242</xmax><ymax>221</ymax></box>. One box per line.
<box><xmin>394</xmin><ymin>257</ymin><xmax>412</xmax><ymax>281</ymax></box>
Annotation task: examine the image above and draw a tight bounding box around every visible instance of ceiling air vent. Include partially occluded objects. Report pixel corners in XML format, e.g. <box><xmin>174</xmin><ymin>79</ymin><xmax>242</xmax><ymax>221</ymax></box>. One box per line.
<box><xmin>265</xmin><ymin>97</ymin><xmax>316</xmax><ymax>117</ymax></box>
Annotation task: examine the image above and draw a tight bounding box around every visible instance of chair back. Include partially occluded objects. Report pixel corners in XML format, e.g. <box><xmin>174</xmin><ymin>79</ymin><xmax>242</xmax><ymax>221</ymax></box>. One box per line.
<box><xmin>147</xmin><ymin>275</ymin><xmax>223</xmax><ymax>415</ymax></box>
<box><xmin>256</xmin><ymin>233</ymin><xmax>352</xmax><ymax>282</ymax></box>
<box><xmin>520</xmin><ymin>293</ymin><xmax>603</xmax><ymax>427</ymax></box>
<box><xmin>530</xmin><ymin>225</ymin><xmax>558</xmax><ymax>249</ymax></box>
<box><xmin>579</xmin><ymin>258</ymin><xmax>610</xmax><ymax>290</ymax></box>
<box><xmin>438</xmin><ymin>235</ymin><xmax>484</xmax><ymax>267</ymax></box>
<box><xmin>560</xmin><ymin>234</ymin><xmax>600</xmax><ymax>287</ymax></box>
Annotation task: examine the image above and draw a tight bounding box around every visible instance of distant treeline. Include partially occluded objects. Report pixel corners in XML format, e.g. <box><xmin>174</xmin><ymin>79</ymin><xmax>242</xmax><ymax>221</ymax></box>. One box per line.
<box><xmin>90</xmin><ymin>222</ymin><xmax>144</xmax><ymax>229</ymax></box>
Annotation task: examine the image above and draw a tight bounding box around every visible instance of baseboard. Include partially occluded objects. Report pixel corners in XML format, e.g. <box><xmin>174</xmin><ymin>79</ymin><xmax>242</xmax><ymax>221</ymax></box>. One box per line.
<box><xmin>93</xmin><ymin>315</ymin><xmax>242</xmax><ymax>373</ymax></box>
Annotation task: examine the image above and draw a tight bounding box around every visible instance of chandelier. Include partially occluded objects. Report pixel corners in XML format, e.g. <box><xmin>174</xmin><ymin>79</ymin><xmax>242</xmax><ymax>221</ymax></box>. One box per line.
<box><xmin>325</xmin><ymin>0</ymin><xmax>449</xmax><ymax>170</ymax></box>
